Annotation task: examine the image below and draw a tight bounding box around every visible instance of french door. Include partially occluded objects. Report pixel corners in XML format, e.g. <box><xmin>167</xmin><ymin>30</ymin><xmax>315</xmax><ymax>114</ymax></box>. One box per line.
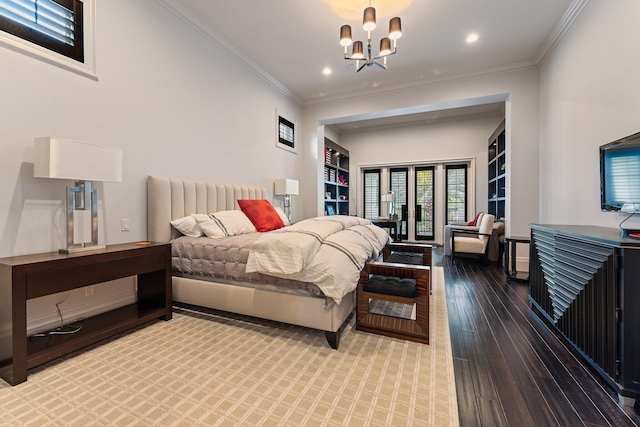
<box><xmin>365</xmin><ymin>166</ymin><xmax>435</xmax><ymax>241</ymax></box>
<box><xmin>363</xmin><ymin>162</ymin><xmax>468</xmax><ymax>243</ymax></box>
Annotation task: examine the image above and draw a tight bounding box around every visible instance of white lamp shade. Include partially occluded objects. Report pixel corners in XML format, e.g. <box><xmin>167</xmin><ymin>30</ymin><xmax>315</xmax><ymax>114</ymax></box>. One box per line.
<box><xmin>34</xmin><ymin>137</ymin><xmax>123</xmax><ymax>182</ymax></box>
<box><xmin>274</xmin><ymin>178</ymin><xmax>299</xmax><ymax>196</ymax></box>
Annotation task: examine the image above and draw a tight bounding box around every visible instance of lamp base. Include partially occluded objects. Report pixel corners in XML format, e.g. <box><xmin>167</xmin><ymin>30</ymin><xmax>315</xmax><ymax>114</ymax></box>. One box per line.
<box><xmin>60</xmin><ymin>244</ymin><xmax>106</xmax><ymax>254</ymax></box>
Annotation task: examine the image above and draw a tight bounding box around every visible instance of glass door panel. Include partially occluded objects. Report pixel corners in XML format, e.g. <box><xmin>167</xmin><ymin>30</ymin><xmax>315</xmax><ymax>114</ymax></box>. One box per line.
<box><xmin>390</xmin><ymin>168</ymin><xmax>408</xmax><ymax>240</ymax></box>
<box><xmin>415</xmin><ymin>167</ymin><xmax>434</xmax><ymax>240</ymax></box>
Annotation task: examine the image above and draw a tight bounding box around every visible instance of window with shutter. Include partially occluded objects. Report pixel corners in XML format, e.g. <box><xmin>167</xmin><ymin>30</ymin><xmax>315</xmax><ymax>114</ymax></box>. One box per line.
<box><xmin>363</xmin><ymin>169</ymin><xmax>380</xmax><ymax>220</ymax></box>
<box><xmin>0</xmin><ymin>0</ymin><xmax>83</xmax><ymax>62</ymax></box>
<box><xmin>446</xmin><ymin>165</ymin><xmax>468</xmax><ymax>224</ymax></box>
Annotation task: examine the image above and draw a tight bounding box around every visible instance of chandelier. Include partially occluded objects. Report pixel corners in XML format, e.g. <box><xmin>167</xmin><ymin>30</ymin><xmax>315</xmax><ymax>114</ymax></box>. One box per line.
<box><xmin>339</xmin><ymin>3</ymin><xmax>402</xmax><ymax>72</ymax></box>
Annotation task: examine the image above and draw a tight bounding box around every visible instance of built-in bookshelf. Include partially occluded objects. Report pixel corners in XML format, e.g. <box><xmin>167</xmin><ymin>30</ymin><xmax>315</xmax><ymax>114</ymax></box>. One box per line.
<box><xmin>488</xmin><ymin>120</ymin><xmax>506</xmax><ymax>220</ymax></box>
<box><xmin>324</xmin><ymin>138</ymin><xmax>349</xmax><ymax>216</ymax></box>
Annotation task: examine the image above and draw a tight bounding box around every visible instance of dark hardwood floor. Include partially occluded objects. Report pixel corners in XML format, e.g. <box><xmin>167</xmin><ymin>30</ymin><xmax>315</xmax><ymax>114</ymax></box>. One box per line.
<box><xmin>436</xmin><ymin>247</ymin><xmax>640</xmax><ymax>426</ymax></box>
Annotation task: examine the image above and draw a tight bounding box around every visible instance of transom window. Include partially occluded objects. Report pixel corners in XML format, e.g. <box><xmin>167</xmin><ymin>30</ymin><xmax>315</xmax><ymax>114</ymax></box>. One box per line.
<box><xmin>0</xmin><ymin>0</ymin><xmax>83</xmax><ymax>62</ymax></box>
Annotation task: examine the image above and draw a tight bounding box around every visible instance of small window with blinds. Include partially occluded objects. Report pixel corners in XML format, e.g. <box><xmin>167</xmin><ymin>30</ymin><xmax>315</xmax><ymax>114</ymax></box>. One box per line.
<box><xmin>276</xmin><ymin>111</ymin><xmax>296</xmax><ymax>153</ymax></box>
<box><xmin>0</xmin><ymin>0</ymin><xmax>83</xmax><ymax>62</ymax></box>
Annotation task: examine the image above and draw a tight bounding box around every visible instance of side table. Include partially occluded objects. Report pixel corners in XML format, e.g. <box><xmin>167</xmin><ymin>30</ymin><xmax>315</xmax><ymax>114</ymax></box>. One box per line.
<box><xmin>504</xmin><ymin>236</ymin><xmax>530</xmax><ymax>282</ymax></box>
<box><xmin>0</xmin><ymin>242</ymin><xmax>172</xmax><ymax>386</ymax></box>
<box><xmin>372</xmin><ymin>220</ymin><xmax>401</xmax><ymax>242</ymax></box>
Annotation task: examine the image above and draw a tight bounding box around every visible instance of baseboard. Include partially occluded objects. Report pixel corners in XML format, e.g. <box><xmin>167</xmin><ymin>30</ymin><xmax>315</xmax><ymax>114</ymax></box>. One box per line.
<box><xmin>27</xmin><ymin>289</ymin><xmax>137</xmax><ymax>336</ymax></box>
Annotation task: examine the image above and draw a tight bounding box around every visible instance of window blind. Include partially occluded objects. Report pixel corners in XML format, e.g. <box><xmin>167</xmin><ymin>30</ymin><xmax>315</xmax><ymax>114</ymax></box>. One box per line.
<box><xmin>363</xmin><ymin>169</ymin><xmax>380</xmax><ymax>220</ymax></box>
<box><xmin>446</xmin><ymin>165</ymin><xmax>467</xmax><ymax>223</ymax></box>
<box><xmin>0</xmin><ymin>0</ymin><xmax>75</xmax><ymax>45</ymax></box>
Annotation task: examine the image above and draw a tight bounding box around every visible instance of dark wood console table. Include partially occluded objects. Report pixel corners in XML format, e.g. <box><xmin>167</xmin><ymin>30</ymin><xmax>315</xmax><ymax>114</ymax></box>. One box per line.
<box><xmin>372</xmin><ymin>220</ymin><xmax>400</xmax><ymax>242</ymax></box>
<box><xmin>529</xmin><ymin>224</ymin><xmax>640</xmax><ymax>405</ymax></box>
<box><xmin>0</xmin><ymin>242</ymin><xmax>172</xmax><ymax>386</ymax></box>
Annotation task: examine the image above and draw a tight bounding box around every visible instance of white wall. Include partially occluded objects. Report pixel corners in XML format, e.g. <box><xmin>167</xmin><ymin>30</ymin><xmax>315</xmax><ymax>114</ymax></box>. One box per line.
<box><xmin>302</xmin><ymin>68</ymin><xmax>541</xmax><ymax>241</ymax></box>
<box><xmin>539</xmin><ymin>0</ymin><xmax>640</xmax><ymax>230</ymax></box>
<box><xmin>0</xmin><ymin>0</ymin><xmax>300</xmax><ymax>331</ymax></box>
<box><xmin>339</xmin><ymin>115</ymin><xmax>504</xmax><ymax>243</ymax></box>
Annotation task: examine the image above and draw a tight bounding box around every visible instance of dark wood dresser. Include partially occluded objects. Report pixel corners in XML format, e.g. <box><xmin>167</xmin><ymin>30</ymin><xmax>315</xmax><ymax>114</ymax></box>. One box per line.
<box><xmin>529</xmin><ymin>224</ymin><xmax>640</xmax><ymax>405</ymax></box>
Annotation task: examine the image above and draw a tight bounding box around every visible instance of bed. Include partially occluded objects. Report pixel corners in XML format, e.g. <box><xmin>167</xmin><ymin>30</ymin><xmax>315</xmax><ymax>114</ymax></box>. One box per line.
<box><xmin>147</xmin><ymin>175</ymin><xmax>389</xmax><ymax>349</ymax></box>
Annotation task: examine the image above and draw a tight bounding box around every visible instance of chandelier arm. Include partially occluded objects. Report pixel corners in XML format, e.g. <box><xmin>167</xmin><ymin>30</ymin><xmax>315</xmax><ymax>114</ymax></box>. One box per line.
<box><xmin>356</xmin><ymin>62</ymin><xmax>367</xmax><ymax>72</ymax></box>
<box><xmin>373</xmin><ymin>60</ymin><xmax>387</xmax><ymax>70</ymax></box>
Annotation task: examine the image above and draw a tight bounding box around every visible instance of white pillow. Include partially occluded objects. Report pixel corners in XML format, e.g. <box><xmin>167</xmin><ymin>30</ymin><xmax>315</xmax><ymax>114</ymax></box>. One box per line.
<box><xmin>192</xmin><ymin>210</ymin><xmax>257</xmax><ymax>238</ymax></box>
<box><xmin>170</xmin><ymin>215</ymin><xmax>203</xmax><ymax>237</ymax></box>
<box><xmin>275</xmin><ymin>206</ymin><xmax>290</xmax><ymax>226</ymax></box>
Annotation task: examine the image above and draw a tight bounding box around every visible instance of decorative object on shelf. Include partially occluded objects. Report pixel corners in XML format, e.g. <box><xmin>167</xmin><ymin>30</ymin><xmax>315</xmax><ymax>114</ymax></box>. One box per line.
<box><xmin>339</xmin><ymin>195</ymin><xmax>347</xmax><ymax>200</ymax></box>
<box><xmin>338</xmin><ymin>174</ymin><xmax>348</xmax><ymax>185</ymax></box>
<box><xmin>339</xmin><ymin>1</ymin><xmax>402</xmax><ymax>72</ymax></box>
<box><xmin>274</xmin><ymin>178</ymin><xmax>299</xmax><ymax>223</ymax></box>
<box><xmin>326</xmin><ymin>204</ymin><xmax>336</xmax><ymax>216</ymax></box>
<box><xmin>33</xmin><ymin>137</ymin><xmax>123</xmax><ymax>253</ymax></box>
<box><xmin>381</xmin><ymin>191</ymin><xmax>396</xmax><ymax>220</ymax></box>
<box><xmin>324</xmin><ymin>149</ymin><xmax>333</xmax><ymax>164</ymax></box>
<box><xmin>325</xmin><ymin>192</ymin><xmax>332</xmax><ymax>200</ymax></box>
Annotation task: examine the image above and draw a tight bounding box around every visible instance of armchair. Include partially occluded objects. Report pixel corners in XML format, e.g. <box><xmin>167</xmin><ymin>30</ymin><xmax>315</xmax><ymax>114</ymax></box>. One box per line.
<box><xmin>443</xmin><ymin>213</ymin><xmax>484</xmax><ymax>257</ymax></box>
<box><xmin>450</xmin><ymin>214</ymin><xmax>495</xmax><ymax>263</ymax></box>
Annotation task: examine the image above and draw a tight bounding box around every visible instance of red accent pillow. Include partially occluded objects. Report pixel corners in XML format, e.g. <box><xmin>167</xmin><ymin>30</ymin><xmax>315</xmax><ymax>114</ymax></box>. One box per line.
<box><xmin>237</xmin><ymin>199</ymin><xmax>285</xmax><ymax>232</ymax></box>
<box><xmin>467</xmin><ymin>212</ymin><xmax>483</xmax><ymax>226</ymax></box>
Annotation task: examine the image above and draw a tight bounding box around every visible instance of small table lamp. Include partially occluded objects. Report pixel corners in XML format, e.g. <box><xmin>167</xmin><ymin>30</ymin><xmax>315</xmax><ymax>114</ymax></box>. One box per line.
<box><xmin>381</xmin><ymin>192</ymin><xmax>396</xmax><ymax>220</ymax></box>
<box><xmin>34</xmin><ymin>137</ymin><xmax>123</xmax><ymax>253</ymax></box>
<box><xmin>274</xmin><ymin>178</ymin><xmax>299</xmax><ymax>223</ymax></box>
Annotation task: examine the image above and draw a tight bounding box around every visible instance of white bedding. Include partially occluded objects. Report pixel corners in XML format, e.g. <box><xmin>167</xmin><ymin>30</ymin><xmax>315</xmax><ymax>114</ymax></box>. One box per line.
<box><xmin>246</xmin><ymin>216</ymin><xmax>390</xmax><ymax>304</ymax></box>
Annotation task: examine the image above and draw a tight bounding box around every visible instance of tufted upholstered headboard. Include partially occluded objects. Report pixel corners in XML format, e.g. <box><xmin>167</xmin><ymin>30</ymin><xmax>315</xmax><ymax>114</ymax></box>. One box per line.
<box><xmin>147</xmin><ymin>175</ymin><xmax>268</xmax><ymax>243</ymax></box>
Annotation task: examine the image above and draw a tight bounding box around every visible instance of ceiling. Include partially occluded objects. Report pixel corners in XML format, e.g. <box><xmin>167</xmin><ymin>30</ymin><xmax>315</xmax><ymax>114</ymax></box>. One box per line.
<box><xmin>170</xmin><ymin>0</ymin><xmax>576</xmax><ymax>105</ymax></box>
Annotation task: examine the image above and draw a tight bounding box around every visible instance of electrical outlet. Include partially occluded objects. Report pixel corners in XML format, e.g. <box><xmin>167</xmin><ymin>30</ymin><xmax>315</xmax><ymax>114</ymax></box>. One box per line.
<box><xmin>121</xmin><ymin>218</ymin><xmax>130</xmax><ymax>231</ymax></box>
<box><xmin>85</xmin><ymin>285</ymin><xmax>94</xmax><ymax>296</ymax></box>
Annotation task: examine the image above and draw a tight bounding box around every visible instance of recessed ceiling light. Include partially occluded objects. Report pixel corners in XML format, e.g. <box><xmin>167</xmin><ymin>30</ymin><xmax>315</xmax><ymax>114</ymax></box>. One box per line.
<box><xmin>466</xmin><ymin>33</ymin><xmax>479</xmax><ymax>43</ymax></box>
<box><xmin>323</xmin><ymin>67</ymin><xmax>332</xmax><ymax>75</ymax></box>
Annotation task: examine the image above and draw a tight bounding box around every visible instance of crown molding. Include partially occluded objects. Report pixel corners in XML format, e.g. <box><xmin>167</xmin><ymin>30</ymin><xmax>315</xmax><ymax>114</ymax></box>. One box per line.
<box><xmin>154</xmin><ymin>0</ymin><xmax>302</xmax><ymax>105</ymax></box>
<box><xmin>535</xmin><ymin>0</ymin><xmax>591</xmax><ymax>66</ymax></box>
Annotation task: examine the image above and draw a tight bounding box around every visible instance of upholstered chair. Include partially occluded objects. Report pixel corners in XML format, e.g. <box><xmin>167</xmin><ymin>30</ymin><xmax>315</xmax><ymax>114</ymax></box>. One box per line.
<box><xmin>450</xmin><ymin>214</ymin><xmax>495</xmax><ymax>263</ymax></box>
<box><xmin>443</xmin><ymin>212</ymin><xmax>484</xmax><ymax>257</ymax></box>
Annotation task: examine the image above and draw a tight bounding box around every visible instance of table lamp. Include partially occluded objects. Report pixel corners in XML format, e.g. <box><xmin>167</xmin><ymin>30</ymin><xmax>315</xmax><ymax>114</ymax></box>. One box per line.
<box><xmin>34</xmin><ymin>137</ymin><xmax>123</xmax><ymax>253</ymax></box>
<box><xmin>381</xmin><ymin>192</ymin><xmax>396</xmax><ymax>220</ymax></box>
<box><xmin>274</xmin><ymin>178</ymin><xmax>299</xmax><ymax>223</ymax></box>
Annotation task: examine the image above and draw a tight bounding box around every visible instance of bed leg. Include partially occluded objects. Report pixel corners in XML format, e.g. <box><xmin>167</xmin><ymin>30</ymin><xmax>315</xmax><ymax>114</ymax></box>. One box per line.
<box><xmin>325</xmin><ymin>331</ymin><xmax>340</xmax><ymax>350</ymax></box>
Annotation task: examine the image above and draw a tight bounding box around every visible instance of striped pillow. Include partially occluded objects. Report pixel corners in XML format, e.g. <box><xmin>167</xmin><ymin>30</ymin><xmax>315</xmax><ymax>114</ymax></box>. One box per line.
<box><xmin>191</xmin><ymin>210</ymin><xmax>256</xmax><ymax>238</ymax></box>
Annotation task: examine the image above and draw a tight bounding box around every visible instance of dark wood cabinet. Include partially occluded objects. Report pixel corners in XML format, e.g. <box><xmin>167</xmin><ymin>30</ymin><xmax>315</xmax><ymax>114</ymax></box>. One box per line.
<box><xmin>0</xmin><ymin>242</ymin><xmax>172</xmax><ymax>386</ymax></box>
<box><xmin>529</xmin><ymin>224</ymin><xmax>640</xmax><ymax>404</ymax></box>
<box><xmin>324</xmin><ymin>138</ymin><xmax>349</xmax><ymax>216</ymax></box>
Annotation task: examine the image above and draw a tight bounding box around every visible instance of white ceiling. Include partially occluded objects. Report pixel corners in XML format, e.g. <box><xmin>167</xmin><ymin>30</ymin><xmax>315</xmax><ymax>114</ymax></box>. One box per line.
<box><xmin>170</xmin><ymin>0</ymin><xmax>576</xmax><ymax>105</ymax></box>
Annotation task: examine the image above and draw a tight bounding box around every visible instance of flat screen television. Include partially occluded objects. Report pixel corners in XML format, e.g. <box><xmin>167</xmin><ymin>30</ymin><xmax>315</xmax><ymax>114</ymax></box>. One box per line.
<box><xmin>600</xmin><ymin>131</ymin><xmax>640</xmax><ymax>213</ymax></box>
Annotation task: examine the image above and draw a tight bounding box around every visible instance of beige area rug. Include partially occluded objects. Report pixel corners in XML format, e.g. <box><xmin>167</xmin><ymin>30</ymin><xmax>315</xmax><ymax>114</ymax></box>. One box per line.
<box><xmin>0</xmin><ymin>267</ymin><xmax>458</xmax><ymax>427</ymax></box>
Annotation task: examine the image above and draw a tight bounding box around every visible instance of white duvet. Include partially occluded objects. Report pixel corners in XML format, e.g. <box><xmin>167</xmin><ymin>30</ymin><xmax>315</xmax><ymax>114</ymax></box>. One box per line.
<box><xmin>245</xmin><ymin>216</ymin><xmax>390</xmax><ymax>304</ymax></box>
